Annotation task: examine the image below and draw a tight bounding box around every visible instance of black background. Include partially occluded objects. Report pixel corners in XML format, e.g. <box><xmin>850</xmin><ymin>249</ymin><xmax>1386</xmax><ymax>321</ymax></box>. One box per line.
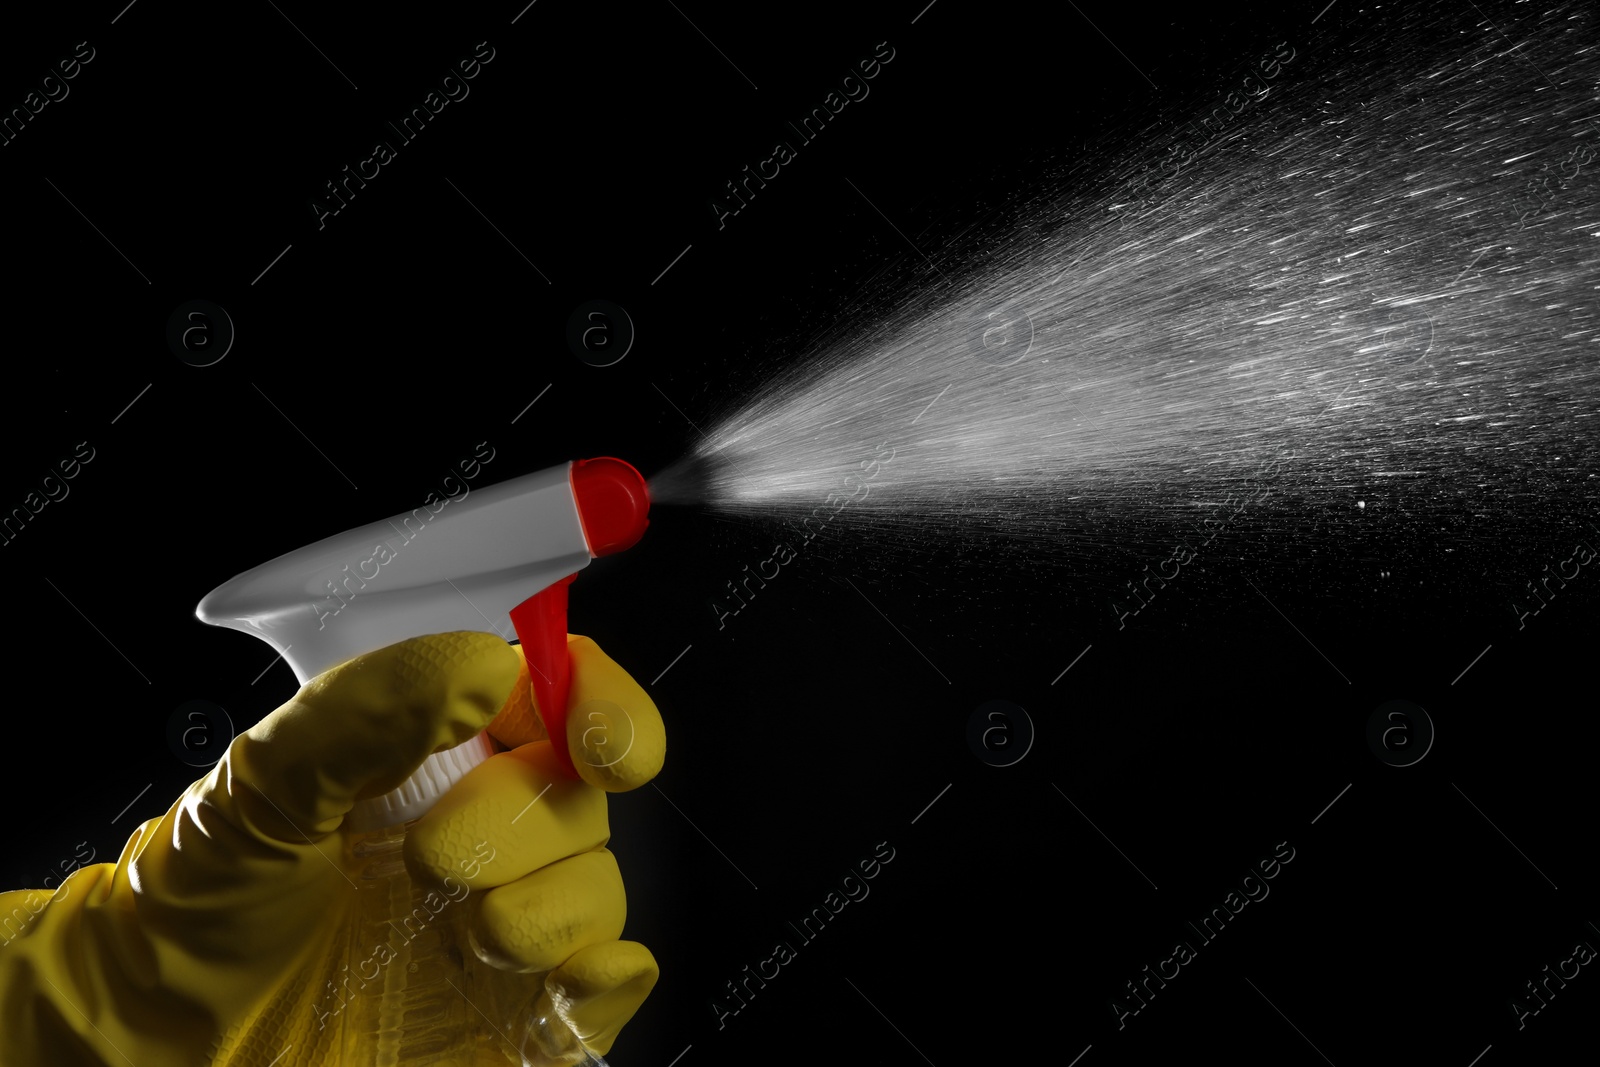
<box><xmin>2</xmin><ymin>1</ymin><xmax>1596</xmax><ymax>1065</ymax></box>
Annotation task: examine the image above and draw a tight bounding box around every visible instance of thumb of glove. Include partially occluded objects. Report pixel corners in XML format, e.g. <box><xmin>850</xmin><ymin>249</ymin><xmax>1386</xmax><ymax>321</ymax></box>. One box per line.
<box><xmin>143</xmin><ymin>631</ymin><xmax>520</xmax><ymax>963</ymax></box>
<box><xmin>229</xmin><ymin>631</ymin><xmax>520</xmax><ymax>839</ymax></box>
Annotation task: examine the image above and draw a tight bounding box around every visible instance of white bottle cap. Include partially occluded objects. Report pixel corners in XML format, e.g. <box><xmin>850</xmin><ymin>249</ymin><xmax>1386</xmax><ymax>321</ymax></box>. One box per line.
<box><xmin>345</xmin><ymin>729</ymin><xmax>496</xmax><ymax>831</ymax></box>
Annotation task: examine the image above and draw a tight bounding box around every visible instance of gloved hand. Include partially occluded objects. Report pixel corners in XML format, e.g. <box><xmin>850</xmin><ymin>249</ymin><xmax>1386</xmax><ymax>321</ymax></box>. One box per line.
<box><xmin>0</xmin><ymin>631</ymin><xmax>665</xmax><ymax>1066</ymax></box>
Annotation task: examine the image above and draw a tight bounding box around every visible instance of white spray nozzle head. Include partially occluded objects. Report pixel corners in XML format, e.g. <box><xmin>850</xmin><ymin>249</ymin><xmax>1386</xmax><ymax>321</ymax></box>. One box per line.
<box><xmin>196</xmin><ymin>461</ymin><xmax>591</xmax><ymax>686</ymax></box>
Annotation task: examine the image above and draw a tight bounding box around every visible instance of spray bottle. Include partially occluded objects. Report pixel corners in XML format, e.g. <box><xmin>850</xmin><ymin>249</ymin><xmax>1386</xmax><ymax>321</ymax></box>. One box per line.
<box><xmin>196</xmin><ymin>457</ymin><xmax>651</xmax><ymax>1065</ymax></box>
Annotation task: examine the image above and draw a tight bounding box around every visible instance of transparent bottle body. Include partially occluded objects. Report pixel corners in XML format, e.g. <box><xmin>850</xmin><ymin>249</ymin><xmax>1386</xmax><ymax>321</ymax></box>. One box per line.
<box><xmin>339</xmin><ymin>821</ymin><xmax>608</xmax><ymax>1066</ymax></box>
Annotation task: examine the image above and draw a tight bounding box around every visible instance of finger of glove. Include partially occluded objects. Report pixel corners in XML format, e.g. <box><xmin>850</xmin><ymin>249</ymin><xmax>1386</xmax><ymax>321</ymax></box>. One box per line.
<box><xmin>468</xmin><ymin>848</ymin><xmax>625</xmax><ymax>973</ymax></box>
<box><xmin>535</xmin><ymin>940</ymin><xmax>660</xmax><ymax>1057</ymax></box>
<box><xmin>230</xmin><ymin>632</ymin><xmax>519</xmax><ymax>839</ymax></box>
<box><xmin>406</xmin><ymin>739</ymin><xmax>609</xmax><ymax>890</ymax></box>
<box><xmin>564</xmin><ymin>635</ymin><xmax>666</xmax><ymax>793</ymax></box>
<box><xmin>486</xmin><ymin>644</ymin><xmax>548</xmax><ymax>749</ymax></box>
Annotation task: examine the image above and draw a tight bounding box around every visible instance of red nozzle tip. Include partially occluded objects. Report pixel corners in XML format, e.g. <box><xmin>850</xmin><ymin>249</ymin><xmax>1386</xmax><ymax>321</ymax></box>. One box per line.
<box><xmin>571</xmin><ymin>457</ymin><xmax>650</xmax><ymax>557</ymax></box>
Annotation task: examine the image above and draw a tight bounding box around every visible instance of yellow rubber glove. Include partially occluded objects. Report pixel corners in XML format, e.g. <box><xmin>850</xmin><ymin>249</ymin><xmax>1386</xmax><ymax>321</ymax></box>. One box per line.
<box><xmin>0</xmin><ymin>631</ymin><xmax>665</xmax><ymax>1066</ymax></box>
